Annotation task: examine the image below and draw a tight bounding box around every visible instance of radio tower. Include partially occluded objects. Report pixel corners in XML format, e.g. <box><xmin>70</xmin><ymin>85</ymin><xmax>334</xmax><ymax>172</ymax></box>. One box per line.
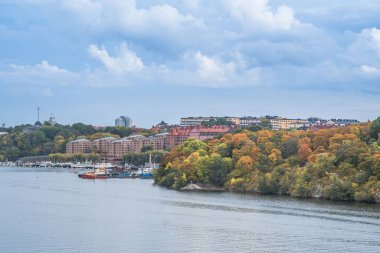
<box><xmin>37</xmin><ymin>107</ymin><xmax>40</xmax><ymax>122</ymax></box>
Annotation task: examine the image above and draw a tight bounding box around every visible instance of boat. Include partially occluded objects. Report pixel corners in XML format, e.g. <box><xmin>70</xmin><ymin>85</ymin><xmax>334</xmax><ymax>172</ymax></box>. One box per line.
<box><xmin>78</xmin><ymin>168</ymin><xmax>109</xmax><ymax>179</ymax></box>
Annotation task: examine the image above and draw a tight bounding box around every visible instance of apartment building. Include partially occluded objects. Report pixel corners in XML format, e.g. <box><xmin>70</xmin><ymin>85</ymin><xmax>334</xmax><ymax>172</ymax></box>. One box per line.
<box><xmin>180</xmin><ymin>117</ymin><xmax>213</xmax><ymax>126</ymax></box>
<box><xmin>66</xmin><ymin>139</ymin><xmax>92</xmax><ymax>154</ymax></box>
<box><xmin>189</xmin><ymin>126</ymin><xmax>232</xmax><ymax>141</ymax></box>
<box><xmin>167</xmin><ymin>126</ymin><xmax>234</xmax><ymax>149</ymax></box>
<box><xmin>94</xmin><ymin>137</ymin><xmax>117</xmax><ymax>155</ymax></box>
<box><xmin>239</xmin><ymin>117</ymin><xmax>261</xmax><ymax>127</ymax></box>
<box><xmin>180</xmin><ymin>116</ymin><xmax>240</xmax><ymax>126</ymax></box>
<box><xmin>166</xmin><ymin>127</ymin><xmax>193</xmax><ymax>149</ymax></box>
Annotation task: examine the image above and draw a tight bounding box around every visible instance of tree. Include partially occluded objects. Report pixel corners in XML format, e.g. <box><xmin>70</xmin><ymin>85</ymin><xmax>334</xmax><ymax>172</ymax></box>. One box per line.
<box><xmin>369</xmin><ymin>117</ymin><xmax>380</xmax><ymax>140</ymax></box>
<box><xmin>259</xmin><ymin>120</ymin><xmax>272</xmax><ymax>130</ymax></box>
<box><xmin>298</xmin><ymin>144</ymin><xmax>312</xmax><ymax>166</ymax></box>
<box><xmin>141</xmin><ymin>146</ymin><xmax>153</xmax><ymax>152</ymax></box>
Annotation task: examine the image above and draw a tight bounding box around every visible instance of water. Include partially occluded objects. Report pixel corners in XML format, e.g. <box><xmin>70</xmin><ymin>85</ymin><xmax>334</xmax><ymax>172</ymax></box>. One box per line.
<box><xmin>0</xmin><ymin>167</ymin><xmax>379</xmax><ymax>253</ymax></box>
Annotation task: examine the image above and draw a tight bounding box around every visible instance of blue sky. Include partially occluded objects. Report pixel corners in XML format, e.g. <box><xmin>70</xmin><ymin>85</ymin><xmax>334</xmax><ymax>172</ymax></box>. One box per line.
<box><xmin>1</xmin><ymin>0</ymin><xmax>380</xmax><ymax>127</ymax></box>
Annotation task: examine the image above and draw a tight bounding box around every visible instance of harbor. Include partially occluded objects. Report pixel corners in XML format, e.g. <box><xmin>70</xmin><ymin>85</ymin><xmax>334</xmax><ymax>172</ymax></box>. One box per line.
<box><xmin>0</xmin><ymin>160</ymin><xmax>157</xmax><ymax>180</ymax></box>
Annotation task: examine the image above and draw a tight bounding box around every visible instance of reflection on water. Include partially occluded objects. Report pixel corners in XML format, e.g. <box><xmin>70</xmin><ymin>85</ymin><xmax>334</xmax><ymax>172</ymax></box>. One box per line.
<box><xmin>0</xmin><ymin>167</ymin><xmax>379</xmax><ymax>253</ymax></box>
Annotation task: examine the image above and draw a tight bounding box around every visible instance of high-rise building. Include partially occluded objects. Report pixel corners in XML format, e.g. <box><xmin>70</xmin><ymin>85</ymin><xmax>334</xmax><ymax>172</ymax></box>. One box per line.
<box><xmin>115</xmin><ymin>116</ymin><xmax>132</xmax><ymax>128</ymax></box>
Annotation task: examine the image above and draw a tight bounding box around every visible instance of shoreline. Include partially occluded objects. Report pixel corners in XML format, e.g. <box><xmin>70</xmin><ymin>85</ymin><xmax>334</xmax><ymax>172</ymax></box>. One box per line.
<box><xmin>177</xmin><ymin>183</ymin><xmax>380</xmax><ymax>204</ymax></box>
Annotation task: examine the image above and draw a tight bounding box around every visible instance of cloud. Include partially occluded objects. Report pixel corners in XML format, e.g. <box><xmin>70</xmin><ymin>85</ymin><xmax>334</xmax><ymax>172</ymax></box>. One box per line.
<box><xmin>6</xmin><ymin>61</ymin><xmax>73</xmax><ymax>82</ymax></box>
<box><xmin>59</xmin><ymin>0</ymin><xmax>202</xmax><ymax>37</ymax></box>
<box><xmin>193</xmin><ymin>52</ymin><xmax>235</xmax><ymax>82</ymax></box>
<box><xmin>0</xmin><ymin>60</ymin><xmax>77</xmax><ymax>96</ymax></box>
<box><xmin>223</xmin><ymin>0</ymin><xmax>299</xmax><ymax>30</ymax></box>
<box><xmin>182</xmin><ymin>51</ymin><xmax>261</xmax><ymax>88</ymax></box>
<box><xmin>88</xmin><ymin>44</ymin><xmax>144</xmax><ymax>73</ymax></box>
<box><xmin>361</xmin><ymin>65</ymin><xmax>380</xmax><ymax>74</ymax></box>
<box><xmin>347</xmin><ymin>28</ymin><xmax>380</xmax><ymax>62</ymax></box>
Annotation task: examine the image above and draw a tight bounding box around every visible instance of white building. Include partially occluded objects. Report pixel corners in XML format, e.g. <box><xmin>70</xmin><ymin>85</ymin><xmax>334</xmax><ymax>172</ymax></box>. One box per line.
<box><xmin>115</xmin><ymin>116</ymin><xmax>132</xmax><ymax>128</ymax></box>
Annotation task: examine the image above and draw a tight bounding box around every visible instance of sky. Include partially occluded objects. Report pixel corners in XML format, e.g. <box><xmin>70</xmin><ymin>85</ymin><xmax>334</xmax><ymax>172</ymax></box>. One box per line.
<box><xmin>0</xmin><ymin>0</ymin><xmax>380</xmax><ymax>128</ymax></box>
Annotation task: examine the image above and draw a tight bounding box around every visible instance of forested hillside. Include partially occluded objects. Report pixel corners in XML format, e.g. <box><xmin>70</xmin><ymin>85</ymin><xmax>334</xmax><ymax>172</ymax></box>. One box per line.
<box><xmin>155</xmin><ymin>118</ymin><xmax>380</xmax><ymax>203</ymax></box>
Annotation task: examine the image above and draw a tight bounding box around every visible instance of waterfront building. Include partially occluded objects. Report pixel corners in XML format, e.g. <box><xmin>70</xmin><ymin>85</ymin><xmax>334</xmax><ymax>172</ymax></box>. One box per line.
<box><xmin>115</xmin><ymin>116</ymin><xmax>132</xmax><ymax>128</ymax></box>
<box><xmin>143</xmin><ymin>133</ymin><xmax>167</xmax><ymax>150</ymax></box>
<box><xmin>66</xmin><ymin>139</ymin><xmax>92</xmax><ymax>154</ymax></box>
<box><xmin>94</xmin><ymin>137</ymin><xmax>118</xmax><ymax>156</ymax></box>
<box><xmin>107</xmin><ymin>134</ymin><xmax>168</xmax><ymax>161</ymax></box>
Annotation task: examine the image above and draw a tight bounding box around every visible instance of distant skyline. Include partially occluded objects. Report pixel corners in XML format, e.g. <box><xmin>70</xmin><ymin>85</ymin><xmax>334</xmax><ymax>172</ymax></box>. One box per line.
<box><xmin>1</xmin><ymin>0</ymin><xmax>380</xmax><ymax>127</ymax></box>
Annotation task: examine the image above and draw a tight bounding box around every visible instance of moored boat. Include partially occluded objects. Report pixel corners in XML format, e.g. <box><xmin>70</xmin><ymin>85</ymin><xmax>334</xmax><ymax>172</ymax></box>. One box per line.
<box><xmin>78</xmin><ymin>168</ymin><xmax>109</xmax><ymax>179</ymax></box>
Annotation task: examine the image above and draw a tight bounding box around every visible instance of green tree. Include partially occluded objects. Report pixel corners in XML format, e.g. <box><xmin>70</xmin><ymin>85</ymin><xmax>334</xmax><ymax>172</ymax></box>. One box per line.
<box><xmin>369</xmin><ymin>117</ymin><xmax>380</xmax><ymax>140</ymax></box>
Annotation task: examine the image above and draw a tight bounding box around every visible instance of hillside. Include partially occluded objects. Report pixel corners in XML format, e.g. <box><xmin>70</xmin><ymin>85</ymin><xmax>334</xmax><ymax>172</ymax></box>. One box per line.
<box><xmin>155</xmin><ymin>118</ymin><xmax>380</xmax><ymax>203</ymax></box>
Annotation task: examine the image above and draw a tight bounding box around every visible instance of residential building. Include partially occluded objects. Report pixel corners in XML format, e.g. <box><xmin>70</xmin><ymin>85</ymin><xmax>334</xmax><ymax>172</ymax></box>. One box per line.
<box><xmin>143</xmin><ymin>133</ymin><xmax>167</xmax><ymax>150</ymax></box>
<box><xmin>331</xmin><ymin>119</ymin><xmax>360</xmax><ymax>126</ymax></box>
<box><xmin>271</xmin><ymin>118</ymin><xmax>309</xmax><ymax>130</ymax></box>
<box><xmin>180</xmin><ymin>117</ymin><xmax>213</xmax><ymax>126</ymax></box>
<box><xmin>167</xmin><ymin>126</ymin><xmax>234</xmax><ymax>149</ymax></box>
<box><xmin>167</xmin><ymin>127</ymin><xmax>193</xmax><ymax>149</ymax></box>
<box><xmin>94</xmin><ymin>137</ymin><xmax>118</xmax><ymax>155</ymax></box>
<box><xmin>189</xmin><ymin>125</ymin><xmax>232</xmax><ymax>141</ymax></box>
<box><xmin>239</xmin><ymin>117</ymin><xmax>261</xmax><ymax>127</ymax></box>
<box><xmin>66</xmin><ymin>139</ymin><xmax>92</xmax><ymax>154</ymax></box>
<box><xmin>115</xmin><ymin>116</ymin><xmax>132</xmax><ymax>128</ymax></box>
<box><xmin>180</xmin><ymin>116</ymin><xmax>240</xmax><ymax>126</ymax></box>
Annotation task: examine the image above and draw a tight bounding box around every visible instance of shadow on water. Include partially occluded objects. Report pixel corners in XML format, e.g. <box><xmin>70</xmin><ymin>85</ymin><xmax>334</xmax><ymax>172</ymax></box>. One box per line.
<box><xmin>162</xmin><ymin>200</ymin><xmax>380</xmax><ymax>227</ymax></box>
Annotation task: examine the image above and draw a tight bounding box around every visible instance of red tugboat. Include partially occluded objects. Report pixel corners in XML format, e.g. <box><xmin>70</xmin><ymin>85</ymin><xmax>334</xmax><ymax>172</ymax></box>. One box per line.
<box><xmin>78</xmin><ymin>168</ymin><xmax>109</xmax><ymax>179</ymax></box>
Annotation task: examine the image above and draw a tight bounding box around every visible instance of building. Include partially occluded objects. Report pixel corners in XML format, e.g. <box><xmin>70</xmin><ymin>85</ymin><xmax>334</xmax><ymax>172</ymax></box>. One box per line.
<box><xmin>94</xmin><ymin>137</ymin><xmax>118</xmax><ymax>156</ymax></box>
<box><xmin>143</xmin><ymin>133</ymin><xmax>167</xmax><ymax>150</ymax></box>
<box><xmin>48</xmin><ymin>114</ymin><xmax>56</xmax><ymax>125</ymax></box>
<box><xmin>167</xmin><ymin>126</ymin><xmax>234</xmax><ymax>149</ymax></box>
<box><xmin>331</xmin><ymin>119</ymin><xmax>359</xmax><ymax>126</ymax></box>
<box><xmin>269</xmin><ymin>118</ymin><xmax>309</xmax><ymax>130</ymax></box>
<box><xmin>189</xmin><ymin>126</ymin><xmax>232</xmax><ymax>141</ymax></box>
<box><xmin>107</xmin><ymin>134</ymin><xmax>167</xmax><ymax>161</ymax></box>
<box><xmin>66</xmin><ymin>139</ymin><xmax>92</xmax><ymax>154</ymax></box>
<box><xmin>180</xmin><ymin>116</ymin><xmax>240</xmax><ymax>126</ymax></box>
<box><xmin>166</xmin><ymin>127</ymin><xmax>193</xmax><ymax>149</ymax></box>
<box><xmin>180</xmin><ymin>117</ymin><xmax>213</xmax><ymax>126</ymax></box>
<box><xmin>115</xmin><ymin>116</ymin><xmax>132</xmax><ymax>128</ymax></box>
<box><xmin>239</xmin><ymin>117</ymin><xmax>261</xmax><ymax>127</ymax></box>
<box><xmin>288</xmin><ymin>122</ymin><xmax>311</xmax><ymax>130</ymax></box>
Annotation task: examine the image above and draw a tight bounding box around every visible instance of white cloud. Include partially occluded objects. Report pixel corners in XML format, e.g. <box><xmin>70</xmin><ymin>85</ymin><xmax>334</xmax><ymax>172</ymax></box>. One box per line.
<box><xmin>223</xmin><ymin>0</ymin><xmax>299</xmax><ymax>30</ymax></box>
<box><xmin>368</xmin><ymin>28</ymin><xmax>380</xmax><ymax>55</ymax></box>
<box><xmin>88</xmin><ymin>43</ymin><xmax>144</xmax><ymax>73</ymax></box>
<box><xmin>193</xmin><ymin>52</ymin><xmax>235</xmax><ymax>82</ymax></box>
<box><xmin>59</xmin><ymin>0</ymin><xmax>202</xmax><ymax>37</ymax></box>
<box><xmin>182</xmin><ymin>51</ymin><xmax>261</xmax><ymax>88</ymax></box>
<box><xmin>0</xmin><ymin>61</ymin><xmax>76</xmax><ymax>96</ymax></box>
<box><xmin>361</xmin><ymin>65</ymin><xmax>380</xmax><ymax>74</ymax></box>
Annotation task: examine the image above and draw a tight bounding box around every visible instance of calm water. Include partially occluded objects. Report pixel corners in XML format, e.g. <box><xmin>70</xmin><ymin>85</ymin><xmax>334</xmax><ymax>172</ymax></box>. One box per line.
<box><xmin>0</xmin><ymin>167</ymin><xmax>380</xmax><ymax>253</ymax></box>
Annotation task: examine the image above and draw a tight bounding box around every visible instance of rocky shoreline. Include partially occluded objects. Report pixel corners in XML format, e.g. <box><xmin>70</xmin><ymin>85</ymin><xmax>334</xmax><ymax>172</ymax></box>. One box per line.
<box><xmin>180</xmin><ymin>183</ymin><xmax>225</xmax><ymax>192</ymax></box>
